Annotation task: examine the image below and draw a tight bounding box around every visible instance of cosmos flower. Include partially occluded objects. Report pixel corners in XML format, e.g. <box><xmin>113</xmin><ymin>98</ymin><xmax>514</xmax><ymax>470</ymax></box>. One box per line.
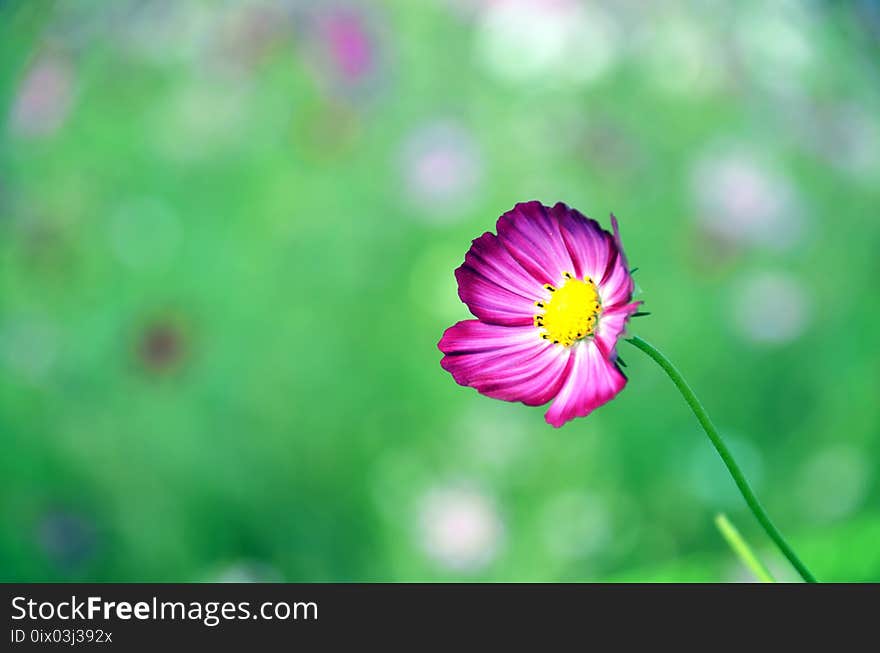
<box><xmin>438</xmin><ymin>201</ymin><xmax>639</xmax><ymax>427</ymax></box>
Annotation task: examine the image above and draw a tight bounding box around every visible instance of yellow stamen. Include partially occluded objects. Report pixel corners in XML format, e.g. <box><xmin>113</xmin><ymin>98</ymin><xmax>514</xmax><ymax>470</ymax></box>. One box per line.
<box><xmin>534</xmin><ymin>273</ymin><xmax>601</xmax><ymax>346</ymax></box>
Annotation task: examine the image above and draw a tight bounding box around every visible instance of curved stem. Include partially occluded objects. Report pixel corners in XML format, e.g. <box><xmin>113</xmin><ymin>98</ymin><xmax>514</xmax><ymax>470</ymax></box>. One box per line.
<box><xmin>626</xmin><ymin>336</ymin><xmax>817</xmax><ymax>583</ymax></box>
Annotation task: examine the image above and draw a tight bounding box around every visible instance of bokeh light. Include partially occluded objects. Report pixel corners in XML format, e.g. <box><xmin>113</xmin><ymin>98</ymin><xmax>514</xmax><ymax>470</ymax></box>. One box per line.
<box><xmin>416</xmin><ymin>484</ymin><xmax>504</xmax><ymax>573</ymax></box>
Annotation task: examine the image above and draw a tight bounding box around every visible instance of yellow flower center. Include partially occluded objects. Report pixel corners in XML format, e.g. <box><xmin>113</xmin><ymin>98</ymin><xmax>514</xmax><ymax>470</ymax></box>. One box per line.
<box><xmin>533</xmin><ymin>272</ymin><xmax>601</xmax><ymax>346</ymax></box>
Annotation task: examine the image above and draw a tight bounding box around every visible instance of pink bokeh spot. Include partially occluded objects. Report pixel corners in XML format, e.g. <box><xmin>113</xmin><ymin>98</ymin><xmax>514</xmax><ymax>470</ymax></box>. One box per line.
<box><xmin>321</xmin><ymin>10</ymin><xmax>375</xmax><ymax>83</ymax></box>
<box><xmin>10</xmin><ymin>54</ymin><xmax>75</xmax><ymax>137</ymax></box>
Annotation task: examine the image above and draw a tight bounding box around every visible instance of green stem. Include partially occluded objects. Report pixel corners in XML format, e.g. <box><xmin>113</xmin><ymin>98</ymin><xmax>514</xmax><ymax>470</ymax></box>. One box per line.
<box><xmin>714</xmin><ymin>513</ymin><xmax>775</xmax><ymax>583</ymax></box>
<box><xmin>626</xmin><ymin>336</ymin><xmax>817</xmax><ymax>583</ymax></box>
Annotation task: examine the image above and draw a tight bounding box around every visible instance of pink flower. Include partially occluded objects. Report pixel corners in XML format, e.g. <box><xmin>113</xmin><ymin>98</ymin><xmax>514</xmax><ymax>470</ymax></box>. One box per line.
<box><xmin>438</xmin><ymin>201</ymin><xmax>639</xmax><ymax>428</ymax></box>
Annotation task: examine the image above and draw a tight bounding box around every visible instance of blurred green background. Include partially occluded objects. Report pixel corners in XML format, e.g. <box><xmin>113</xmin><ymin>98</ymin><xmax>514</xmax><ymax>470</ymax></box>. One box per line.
<box><xmin>1</xmin><ymin>0</ymin><xmax>879</xmax><ymax>582</ymax></box>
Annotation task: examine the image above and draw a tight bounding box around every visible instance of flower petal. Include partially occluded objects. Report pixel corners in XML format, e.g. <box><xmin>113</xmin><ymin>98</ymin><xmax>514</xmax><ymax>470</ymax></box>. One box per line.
<box><xmin>439</xmin><ymin>321</ymin><xmax>546</xmax><ymax>379</ymax></box>
<box><xmin>495</xmin><ymin>201</ymin><xmax>576</xmax><ymax>286</ymax></box>
<box><xmin>544</xmin><ymin>341</ymin><xmax>627</xmax><ymax>428</ymax></box>
<box><xmin>455</xmin><ymin>266</ymin><xmax>538</xmax><ymax>326</ymax></box>
<box><xmin>594</xmin><ymin>301</ymin><xmax>641</xmax><ymax>358</ymax></box>
<box><xmin>554</xmin><ymin>203</ymin><xmax>616</xmax><ymax>282</ymax></box>
<box><xmin>460</xmin><ymin>231</ymin><xmax>546</xmax><ymax>300</ymax></box>
<box><xmin>439</xmin><ymin>320</ymin><xmax>572</xmax><ymax>406</ymax></box>
<box><xmin>597</xmin><ymin>214</ymin><xmax>635</xmax><ymax>309</ymax></box>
